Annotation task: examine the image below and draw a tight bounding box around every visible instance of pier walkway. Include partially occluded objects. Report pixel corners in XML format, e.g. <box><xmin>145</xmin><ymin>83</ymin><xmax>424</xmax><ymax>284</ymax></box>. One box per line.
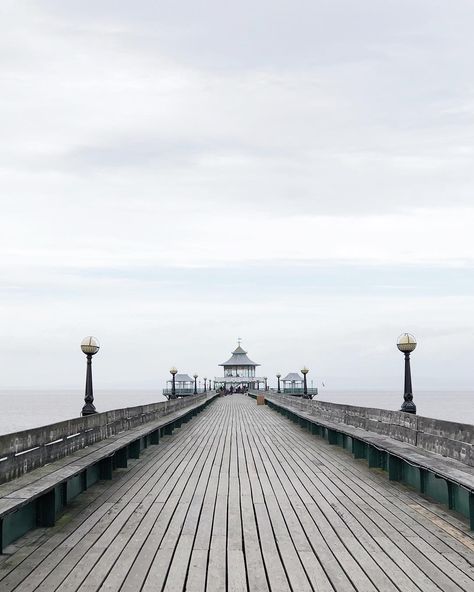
<box><xmin>1</xmin><ymin>395</ymin><xmax>474</xmax><ymax>591</ymax></box>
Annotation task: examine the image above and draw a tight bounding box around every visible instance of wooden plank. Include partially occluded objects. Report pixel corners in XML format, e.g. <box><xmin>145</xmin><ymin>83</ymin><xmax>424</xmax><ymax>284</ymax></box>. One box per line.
<box><xmin>185</xmin><ymin>549</ymin><xmax>208</xmax><ymax>592</ymax></box>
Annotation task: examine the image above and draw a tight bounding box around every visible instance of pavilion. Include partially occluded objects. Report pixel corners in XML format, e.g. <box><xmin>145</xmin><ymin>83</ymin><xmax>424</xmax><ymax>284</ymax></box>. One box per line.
<box><xmin>214</xmin><ymin>341</ymin><xmax>265</xmax><ymax>391</ymax></box>
<box><xmin>165</xmin><ymin>373</ymin><xmax>194</xmax><ymax>397</ymax></box>
<box><xmin>280</xmin><ymin>371</ymin><xmax>318</xmax><ymax>398</ymax></box>
<box><xmin>281</xmin><ymin>372</ymin><xmax>304</xmax><ymax>394</ymax></box>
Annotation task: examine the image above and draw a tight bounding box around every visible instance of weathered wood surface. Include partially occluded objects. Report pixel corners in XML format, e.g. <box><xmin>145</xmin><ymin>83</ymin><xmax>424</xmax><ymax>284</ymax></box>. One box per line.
<box><xmin>1</xmin><ymin>394</ymin><xmax>474</xmax><ymax>591</ymax></box>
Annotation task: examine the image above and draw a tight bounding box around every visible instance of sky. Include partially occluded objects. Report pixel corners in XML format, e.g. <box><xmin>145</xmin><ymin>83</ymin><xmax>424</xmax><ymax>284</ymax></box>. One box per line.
<box><xmin>1</xmin><ymin>1</ymin><xmax>474</xmax><ymax>391</ymax></box>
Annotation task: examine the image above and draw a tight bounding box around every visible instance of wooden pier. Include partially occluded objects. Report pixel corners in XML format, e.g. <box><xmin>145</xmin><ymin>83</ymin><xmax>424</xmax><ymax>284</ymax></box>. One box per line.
<box><xmin>1</xmin><ymin>394</ymin><xmax>474</xmax><ymax>591</ymax></box>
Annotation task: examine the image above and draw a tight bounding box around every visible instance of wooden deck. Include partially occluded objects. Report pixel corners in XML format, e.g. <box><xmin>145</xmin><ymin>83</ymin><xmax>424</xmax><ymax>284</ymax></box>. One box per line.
<box><xmin>1</xmin><ymin>394</ymin><xmax>474</xmax><ymax>591</ymax></box>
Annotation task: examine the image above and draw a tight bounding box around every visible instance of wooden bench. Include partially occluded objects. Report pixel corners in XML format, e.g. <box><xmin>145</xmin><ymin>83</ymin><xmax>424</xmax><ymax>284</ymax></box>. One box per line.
<box><xmin>0</xmin><ymin>394</ymin><xmax>217</xmax><ymax>552</ymax></box>
<box><xmin>263</xmin><ymin>394</ymin><xmax>474</xmax><ymax>529</ymax></box>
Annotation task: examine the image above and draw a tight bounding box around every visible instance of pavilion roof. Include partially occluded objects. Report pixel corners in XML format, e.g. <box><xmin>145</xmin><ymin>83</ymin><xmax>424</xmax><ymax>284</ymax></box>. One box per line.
<box><xmin>173</xmin><ymin>373</ymin><xmax>194</xmax><ymax>382</ymax></box>
<box><xmin>282</xmin><ymin>372</ymin><xmax>303</xmax><ymax>381</ymax></box>
<box><xmin>219</xmin><ymin>343</ymin><xmax>260</xmax><ymax>367</ymax></box>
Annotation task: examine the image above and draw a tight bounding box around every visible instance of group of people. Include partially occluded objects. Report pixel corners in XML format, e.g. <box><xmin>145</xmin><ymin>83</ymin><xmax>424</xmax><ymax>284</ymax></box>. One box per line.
<box><xmin>217</xmin><ymin>385</ymin><xmax>249</xmax><ymax>396</ymax></box>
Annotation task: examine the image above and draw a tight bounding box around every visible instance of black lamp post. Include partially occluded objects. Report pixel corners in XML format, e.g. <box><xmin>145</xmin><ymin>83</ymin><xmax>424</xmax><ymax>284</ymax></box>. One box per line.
<box><xmin>81</xmin><ymin>336</ymin><xmax>100</xmax><ymax>416</ymax></box>
<box><xmin>301</xmin><ymin>367</ymin><xmax>309</xmax><ymax>398</ymax></box>
<box><xmin>264</xmin><ymin>376</ymin><xmax>268</xmax><ymax>391</ymax></box>
<box><xmin>397</xmin><ymin>333</ymin><xmax>417</xmax><ymax>414</ymax></box>
<box><xmin>170</xmin><ymin>367</ymin><xmax>177</xmax><ymax>399</ymax></box>
<box><xmin>193</xmin><ymin>373</ymin><xmax>198</xmax><ymax>395</ymax></box>
<box><xmin>203</xmin><ymin>377</ymin><xmax>207</xmax><ymax>393</ymax></box>
<box><xmin>276</xmin><ymin>373</ymin><xmax>281</xmax><ymax>393</ymax></box>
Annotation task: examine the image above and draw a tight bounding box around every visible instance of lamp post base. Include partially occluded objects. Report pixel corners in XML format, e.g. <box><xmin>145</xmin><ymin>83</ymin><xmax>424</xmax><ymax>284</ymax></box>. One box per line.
<box><xmin>82</xmin><ymin>403</ymin><xmax>97</xmax><ymax>416</ymax></box>
<box><xmin>401</xmin><ymin>394</ymin><xmax>416</xmax><ymax>414</ymax></box>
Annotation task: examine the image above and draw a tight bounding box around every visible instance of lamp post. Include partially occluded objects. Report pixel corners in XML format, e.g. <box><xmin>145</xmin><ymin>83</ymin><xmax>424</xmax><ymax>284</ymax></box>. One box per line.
<box><xmin>276</xmin><ymin>373</ymin><xmax>281</xmax><ymax>393</ymax></box>
<box><xmin>397</xmin><ymin>333</ymin><xmax>417</xmax><ymax>414</ymax></box>
<box><xmin>301</xmin><ymin>367</ymin><xmax>309</xmax><ymax>398</ymax></box>
<box><xmin>203</xmin><ymin>377</ymin><xmax>207</xmax><ymax>393</ymax></box>
<box><xmin>264</xmin><ymin>376</ymin><xmax>268</xmax><ymax>391</ymax></box>
<box><xmin>170</xmin><ymin>367</ymin><xmax>177</xmax><ymax>399</ymax></box>
<box><xmin>193</xmin><ymin>373</ymin><xmax>198</xmax><ymax>395</ymax></box>
<box><xmin>81</xmin><ymin>336</ymin><xmax>100</xmax><ymax>416</ymax></box>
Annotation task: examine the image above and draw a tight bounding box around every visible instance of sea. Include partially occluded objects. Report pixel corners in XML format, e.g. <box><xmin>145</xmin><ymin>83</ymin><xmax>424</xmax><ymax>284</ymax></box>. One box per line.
<box><xmin>0</xmin><ymin>389</ymin><xmax>472</xmax><ymax>435</ymax></box>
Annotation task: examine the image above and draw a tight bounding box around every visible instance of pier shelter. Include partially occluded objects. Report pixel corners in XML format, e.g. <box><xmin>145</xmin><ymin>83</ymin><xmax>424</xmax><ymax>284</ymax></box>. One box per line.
<box><xmin>214</xmin><ymin>342</ymin><xmax>265</xmax><ymax>391</ymax></box>
<box><xmin>164</xmin><ymin>373</ymin><xmax>194</xmax><ymax>397</ymax></box>
<box><xmin>281</xmin><ymin>371</ymin><xmax>318</xmax><ymax>397</ymax></box>
<box><xmin>281</xmin><ymin>372</ymin><xmax>304</xmax><ymax>394</ymax></box>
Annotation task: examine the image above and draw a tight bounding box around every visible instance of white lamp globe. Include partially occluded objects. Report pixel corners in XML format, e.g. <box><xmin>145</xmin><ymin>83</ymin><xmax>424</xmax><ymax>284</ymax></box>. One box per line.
<box><xmin>397</xmin><ymin>333</ymin><xmax>417</xmax><ymax>353</ymax></box>
<box><xmin>81</xmin><ymin>336</ymin><xmax>100</xmax><ymax>355</ymax></box>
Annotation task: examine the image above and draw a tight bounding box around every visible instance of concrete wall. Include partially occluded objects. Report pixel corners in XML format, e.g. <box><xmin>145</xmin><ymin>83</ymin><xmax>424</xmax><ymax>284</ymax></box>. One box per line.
<box><xmin>0</xmin><ymin>394</ymin><xmax>208</xmax><ymax>484</ymax></box>
<box><xmin>269</xmin><ymin>394</ymin><xmax>474</xmax><ymax>467</ymax></box>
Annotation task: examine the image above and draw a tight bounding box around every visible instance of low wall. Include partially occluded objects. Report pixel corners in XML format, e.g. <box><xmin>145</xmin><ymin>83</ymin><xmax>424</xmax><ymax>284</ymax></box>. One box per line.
<box><xmin>0</xmin><ymin>394</ymin><xmax>209</xmax><ymax>484</ymax></box>
<box><xmin>265</xmin><ymin>393</ymin><xmax>474</xmax><ymax>467</ymax></box>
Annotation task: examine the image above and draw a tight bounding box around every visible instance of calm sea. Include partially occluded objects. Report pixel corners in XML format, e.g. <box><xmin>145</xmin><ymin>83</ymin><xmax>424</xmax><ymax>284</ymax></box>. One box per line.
<box><xmin>0</xmin><ymin>389</ymin><xmax>472</xmax><ymax>435</ymax></box>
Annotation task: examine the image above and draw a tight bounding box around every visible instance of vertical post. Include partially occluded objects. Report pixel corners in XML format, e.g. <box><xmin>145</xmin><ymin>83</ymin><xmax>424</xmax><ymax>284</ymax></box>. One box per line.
<box><xmin>194</xmin><ymin>374</ymin><xmax>198</xmax><ymax>395</ymax></box>
<box><xmin>404</xmin><ymin>352</ymin><xmax>412</xmax><ymax>397</ymax></box>
<box><xmin>277</xmin><ymin>374</ymin><xmax>281</xmax><ymax>393</ymax></box>
<box><xmin>203</xmin><ymin>377</ymin><xmax>207</xmax><ymax>393</ymax></box>
<box><xmin>170</xmin><ymin>367</ymin><xmax>177</xmax><ymax>399</ymax></box>
<box><xmin>82</xmin><ymin>354</ymin><xmax>96</xmax><ymax>415</ymax></box>
<box><xmin>401</xmin><ymin>352</ymin><xmax>416</xmax><ymax>414</ymax></box>
<box><xmin>301</xmin><ymin>367</ymin><xmax>309</xmax><ymax>398</ymax></box>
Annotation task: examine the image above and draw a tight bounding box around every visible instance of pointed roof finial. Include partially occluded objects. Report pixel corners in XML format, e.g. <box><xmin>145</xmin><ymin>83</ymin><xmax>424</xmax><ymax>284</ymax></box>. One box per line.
<box><xmin>238</xmin><ymin>337</ymin><xmax>242</xmax><ymax>347</ymax></box>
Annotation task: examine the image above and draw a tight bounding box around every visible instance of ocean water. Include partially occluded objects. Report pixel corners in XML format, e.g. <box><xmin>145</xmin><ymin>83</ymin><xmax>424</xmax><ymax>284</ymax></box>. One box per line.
<box><xmin>0</xmin><ymin>389</ymin><xmax>472</xmax><ymax>435</ymax></box>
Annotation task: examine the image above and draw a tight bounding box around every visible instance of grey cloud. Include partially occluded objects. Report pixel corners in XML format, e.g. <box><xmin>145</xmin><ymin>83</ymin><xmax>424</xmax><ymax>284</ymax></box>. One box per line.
<box><xmin>2</xmin><ymin>2</ymin><xmax>474</xmax><ymax>215</ymax></box>
<box><xmin>35</xmin><ymin>1</ymin><xmax>474</xmax><ymax>70</ymax></box>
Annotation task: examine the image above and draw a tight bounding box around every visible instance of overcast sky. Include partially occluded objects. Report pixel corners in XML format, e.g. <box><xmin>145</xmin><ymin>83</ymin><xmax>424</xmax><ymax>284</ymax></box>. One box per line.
<box><xmin>1</xmin><ymin>1</ymin><xmax>474</xmax><ymax>391</ymax></box>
